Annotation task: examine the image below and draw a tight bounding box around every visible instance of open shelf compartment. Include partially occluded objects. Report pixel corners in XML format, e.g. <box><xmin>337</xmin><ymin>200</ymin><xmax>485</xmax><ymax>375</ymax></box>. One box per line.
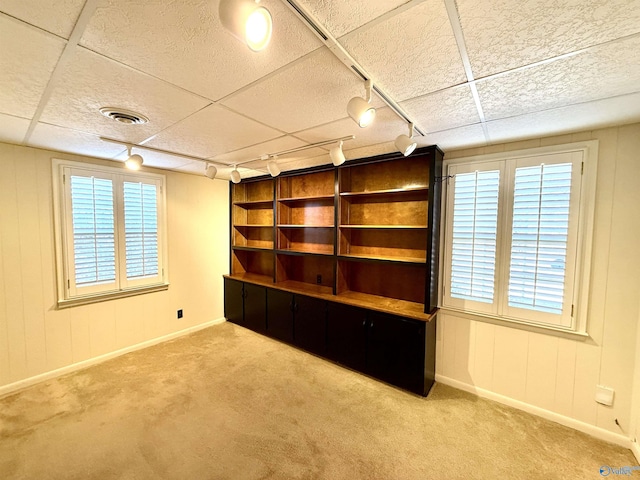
<box><xmin>276</xmin><ymin>252</ymin><xmax>334</xmax><ymax>293</ymax></box>
<box><xmin>278</xmin><ymin>226</ymin><xmax>334</xmax><ymax>255</ymax></box>
<box><xmin>339</xmin><ymin>227</ymin><xmax>427</xmax><ymax>263</ymax></box>
<box><xmin>337</xmin><ymin>259</ymin><xmax>426</xmax><ymax>306</ymax></box>
<box><xmin>232</xmin><ymin>249</ymin><xmax>274</xmax><ymax>281</ymax></box>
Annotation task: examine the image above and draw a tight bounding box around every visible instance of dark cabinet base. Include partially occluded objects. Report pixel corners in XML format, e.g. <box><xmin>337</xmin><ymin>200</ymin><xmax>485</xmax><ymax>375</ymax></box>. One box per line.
<box><xmin>224</xmin><ymin>278</ymin><xmax>436</xmax><ymax>396</ymax></box>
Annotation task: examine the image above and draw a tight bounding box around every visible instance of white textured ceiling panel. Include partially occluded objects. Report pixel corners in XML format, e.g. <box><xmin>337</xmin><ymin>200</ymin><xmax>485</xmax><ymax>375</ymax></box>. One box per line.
<box><xmin>38</xmin><ymin>47</ymin><xmax>210</xmax><ymax>144</ymax></box>
<box><xmin>458</xmin><ymin>0</ymin><xmax>640</xmax><ymax>78</ymax></box>
<box><xmin>294</xmin><ymin>0</ymin><xmax>408</xmax><ymax>37</ymax></box>
<box><xmin>0</xmin><ymin>0</ymin><xmax>86</xmax><ymax>38</ymax></box>
<box><xmin>29</xmin><ymin>123</ymin><xmax>127</xmax><ymax>159</ymax></box>
<box><xmin>486</xmin><ymin>92</ymin><xmax>640</xmax><ymax>144</ymax></box>
<box><xmin>145</xmin><ymin>104</ymin><xmax>281</xmax><ymax>159</ymax></box>
<box><xmin>0</xmin><ymin>16</ymin><xmax>65</xmax><ymax>119</ymax></box>
<box><xmin>477</xmin><ymin>36</ymin><xmax>640</xmax><ymax>121</ymax></box>
<box><xmin>400</xmin><ymin>85</ymin><xmax>481</xmax><ymax>133</ymax></box>
<box><xmin>222</xmin><ymin>48</ymin><xmax>383</xmax><ymax>133</ymax></box>
<box><xmin>339</xmin><ymin>0</ymin><xmax>466</xmax><ymax>101</ymax></box>
<box><xmin>418</xmin><ymin>123</ymin><xmax>487</xmax><ymax>151</ymax></box>
<box><xmin>209</xmin><ymin>135</ymin><xmax>325</xmax><ymax>165</ymax></box>
<box><xmin>294</xmin><ymin>107</ymin><xmax>409</xmax><ymax>151</ymax></box>
<box><xmin>0</xmin><ymin>113</ymin><xmax>29</xmax><ymax>144</ymax></box>
<box><xmin>80</xmin><ymin>0</ymin><xmax>322</xmax><ymax>101</ymax></box>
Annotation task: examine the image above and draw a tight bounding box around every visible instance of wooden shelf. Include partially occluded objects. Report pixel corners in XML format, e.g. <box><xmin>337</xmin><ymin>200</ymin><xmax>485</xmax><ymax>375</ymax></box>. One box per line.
<box><xmin>233</xmin><ymin>245</ymin><xmax>273</xmax><ymax>252</ymax></box>
<box><xmin>225</xmin><ymin>272</ymin><xmax>274</xmax><ymax>285</ymax></box>
<box><xmin>278</xmin><ymin>194</ymin><xmax>334</xmax><ymax>203</ymax></box>
<box><xmin>340</xmin><ymin>186</ymin><xmax>428</xmax><ymax>198</ymax></box>
<box><xmin>233</xmin><ymin>200</ymin><xmax>273</xmax><ymax>208</ymax></box>
<box><xmin>278</xmin><ymin>224</ymin><xmax>334</xmax><ymax>228</ymax></box>
<box><xmin>335</xmin><ymin>290</ymin><xmax>433</xmax><ymax>322</ymax></box>
<box><xmin>339</xmin><ymin>224</ymin><xmax>426</xmax><ymax>229</ymax></box>
<box><xmin>273</xmin><ymin>279</ymin><xmax>333</xmax><ymax>296</ymax></box>
<box><xmin>338</xmin><ymin>253</ymin><xmax>426</xmax><ymax>264</ymax></box>
<box><xmin>234</xmin><ymin>224</ymin><xmax>274</xmax><ymax>228</ymax></box>
<box><xmin>277</xmin><ymin>248</ymin><xmax>333</xmax><ymax>257</ymax></box>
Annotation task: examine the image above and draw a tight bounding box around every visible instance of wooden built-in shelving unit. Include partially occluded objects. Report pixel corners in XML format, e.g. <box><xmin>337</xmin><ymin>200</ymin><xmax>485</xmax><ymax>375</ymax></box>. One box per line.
<box><xmin>227</xmin><ymin>146</ymin><xmax>443</xmax><ymax>321</ymax></box>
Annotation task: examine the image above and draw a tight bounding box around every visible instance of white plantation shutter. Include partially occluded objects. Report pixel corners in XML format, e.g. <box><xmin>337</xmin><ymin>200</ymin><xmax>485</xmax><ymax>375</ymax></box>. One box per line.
<box><xmin>56</xmin><ymin>162</ymin><xmax>166</xmax><ymax>304</ymax></box>
<box><xmin>70</xmin><ymin>175</ymin><xmax>116</xmax><ymax>286</ymax></box>
<box><xmin>508</xmin><ymin>163</ymin><xmax>572</xmax><ymax>314</ymax></box>
<box><xmin>450</xmin><ymin>170</ymin><xmax>500</xmax><ymax>303</ymax></box>
<box><xmin>442</xmin><ymin>146</ymin><xmax>592</xmax><ymax>332</ymax></box>
<box><xmin>123</xmin><ymin>181</ymin><xmax>159</xmax><ymax>280</ymax></box>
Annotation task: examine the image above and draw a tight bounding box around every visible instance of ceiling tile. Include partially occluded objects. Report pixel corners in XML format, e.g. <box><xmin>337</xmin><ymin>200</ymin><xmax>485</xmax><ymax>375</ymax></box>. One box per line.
<box><xmin>295</xmin><ymin>0</ymin><xmax>408</xmax><ymax>37</ymax></box>
<box><xmin>339</xmin><ymin>0</ymin><xmax>466</xmax><ymax>101</ymax></box>
<box><xmin>29</xmin><ymin>123</ymin><xmax>127</xmax><ymax>159</ymax></box>
<box><xmin>0</xmin><ymin>16</ymin><xmax>65</xmax><ymax>119</ymax></box>
<box><xmin>145</xmin><ymin>105</ymin><xmax>281</xmax><ymax>159</ymax></box>
<box><xmin>458</xmin><ymin>0</ymin><xmax>640</xmax><ymax>78</ymax></box>
<box><xmin>400</xmin><ymin>85</ymin><xmax>480</xmax><ymax>133</ymax></box>
<box><xmin>209</xmin><ymin>135</ymin><xmax>326</xmax><ymax>166</ymax></box>
<box><xmin>0</xmin><ymin>113</ymin><xmax>29</xmax><ymax>144</ymax></box>
<box><xmin>0</xmin><ymin>0</ymin><xmax>86</xmax><ymax>38</ymax></box>
<box><xmin>80</xmin><ymin>0</ymin><xmax>322</xmax><ymax>101</ymax></box>
<box><xmin>294</xmin><ymin>107</ymin><xmax>409</xmax><ymax>151</ymax></box>
<box><xmin>420</xmin><ymin>123</ymin><xmax>487</xmax><ymax>151</ymax></box>
<box><xmin>222</xmin><ymin>47</ymin><xmax>382</xmax><ymax>133</ymax></box>
<box><xmin>39</xmin><ymin>47</ymin><xmax>210</xmax><ymax>144</ymax></box>
<box><xmin>485</xmin><ymin>92</ymin><xmax>640</xmax><ymax>144</ymax></box>
<box><xmin>477</xmin><ymin>36</ymin><xmax>640</xmax><ymax>121</ymax></box>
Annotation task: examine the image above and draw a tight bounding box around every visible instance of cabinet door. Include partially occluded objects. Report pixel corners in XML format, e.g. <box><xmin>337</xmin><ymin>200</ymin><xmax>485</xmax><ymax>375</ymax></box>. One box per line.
<box><xmin>326</xmin><ymin>303</ymin><xmax>367</xmax><ymax>372</ymax></box>
<box><xmin>266</xmin><ymin>288</ymin><xmax>294</xmax><ymax>343</ymax></box>
<box><xmin>224</xmin><ymin>278</ymin><xmax>244</xmax><ymax>326</ymax></box>
<box><xmin>294</xmin><ymin>295</ymin><xmax>326</xmax><ymax>355</ymax></box>
<box><xmin>243</xmin><ymin>283</ymin><xmax>267</xmax><ymax>333</ymax></box>
<box><xmin>366</xmin><ymin>311</ymin><xmax>426</xmax><ymax>395</ymax></box>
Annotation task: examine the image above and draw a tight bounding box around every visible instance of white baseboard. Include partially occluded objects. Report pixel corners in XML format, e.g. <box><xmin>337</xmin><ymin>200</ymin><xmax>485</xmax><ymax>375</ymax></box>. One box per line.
<box><xmin>436</xmin><ymin>374</ymin><xmax>632</xmax><ymax>450</ymax></box>
<box><xmin>0</xmin><ymin>318</ymin><xmax>226</xmax><ymax>399</ymax></box>
<box><xmin>632</xmin><ymin>439</ymin><xmax>640</xmax><ymax>464</ymax></box>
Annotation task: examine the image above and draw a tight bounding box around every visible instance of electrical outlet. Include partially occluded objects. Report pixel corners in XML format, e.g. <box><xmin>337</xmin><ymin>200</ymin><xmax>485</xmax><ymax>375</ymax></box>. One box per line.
<box><xmin>316</xmin><ymin>274</ymin><xmax>322</xmax><ymax>284</ymax></box>
<box><xmin>177</xmin><ymin>309</ymin><xmax>183</xmax><ymax>319</ymax></box>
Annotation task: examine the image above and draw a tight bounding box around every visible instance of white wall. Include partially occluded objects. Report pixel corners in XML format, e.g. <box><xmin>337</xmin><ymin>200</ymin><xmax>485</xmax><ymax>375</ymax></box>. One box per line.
<box><xmin>631</xmin><ymin>298</ymin><xmax>640</xmax><ymax>460</ymax></box>
<box><xmin>0</xmin><ymin>142</ymin><xmax>229</xmax><ymax>391</ymax></box>
<box><xmin>436</xmin><ymin>124</ymin><xmax>640</xmax><ymax>445</ymax></box>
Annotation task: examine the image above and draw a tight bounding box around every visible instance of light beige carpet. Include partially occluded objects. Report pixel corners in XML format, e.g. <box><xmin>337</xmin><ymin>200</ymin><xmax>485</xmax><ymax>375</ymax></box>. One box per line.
<box><xmin>0</xmin><ymin>321</ymin><xmax>636</xmax><ymax>479</ymax></box>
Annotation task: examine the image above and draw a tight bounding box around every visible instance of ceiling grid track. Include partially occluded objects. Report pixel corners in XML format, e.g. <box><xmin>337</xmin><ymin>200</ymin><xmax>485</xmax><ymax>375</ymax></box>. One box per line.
<box><xmin>22</xmin><ymin>0</ymin><xmax>101</xmax><ymax>143</ymax></box>
<box><xmin>443</xmin><ymin>0</ymin><xmax>491</xmax><ymax>143</ymax></box>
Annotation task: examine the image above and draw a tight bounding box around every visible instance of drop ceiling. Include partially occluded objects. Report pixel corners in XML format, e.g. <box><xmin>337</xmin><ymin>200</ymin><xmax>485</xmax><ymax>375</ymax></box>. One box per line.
<box><xmin>1</xmin><ymin>0</ymin><xmax>639</xmax><ymax>179</ymax></box>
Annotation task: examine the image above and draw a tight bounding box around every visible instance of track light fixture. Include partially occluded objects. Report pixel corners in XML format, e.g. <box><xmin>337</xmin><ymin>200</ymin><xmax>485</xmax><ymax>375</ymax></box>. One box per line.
<box><xmin>205</xmin><ymin>163</ymin><xmax>217</xmax><ymax>179</ymax></box>
<box><xmin>230</xmin><ymin>166</ymin><xmax>242</xmax><ymax>184</ymax></box>
<box><xmin>348</xmin><ymin>79</ymin><xmax>376</xmax><ymax>128</ymax></box>
<box><xmin>395</xmin><ymin>123</ymin><xmax>417</xmax><ymax>157</ymax></box>
<box><xmin>219</xmin><ymin>0</ymin><xmax>273</xmax><ymax>52</ymax></box>
<box><xmin>125</xmin><ymin>146</ymin><xmax>143</xmax><ymax>170</ymax></box>
<box><xmin>267</xmin><ymin>156</ymin><xmax>281</xmax><ymax>177</ymax></box>
<box><xmin>329</xmin><ymin>140</ymin><xmax>346</xmax><ymax>166</ymax></box>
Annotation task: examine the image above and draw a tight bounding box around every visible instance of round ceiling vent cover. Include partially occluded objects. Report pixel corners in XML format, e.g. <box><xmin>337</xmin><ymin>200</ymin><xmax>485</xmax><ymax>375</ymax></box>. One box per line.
<box><xmin>99</xmin><ymin>107</ymin><xmax>149</xmax><ymax>125</ymax></box>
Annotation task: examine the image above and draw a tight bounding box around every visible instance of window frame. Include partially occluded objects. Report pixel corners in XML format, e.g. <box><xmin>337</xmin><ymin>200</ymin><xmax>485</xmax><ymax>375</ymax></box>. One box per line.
<box><xmin>52</xmin><ymin>159</ymin><xmax>169</xmax><ymax>308</ymax></box>
<box><xmin>439</xmin><ymin>141</ymin><xmax>598</xmax><ymax>336</ymax></box>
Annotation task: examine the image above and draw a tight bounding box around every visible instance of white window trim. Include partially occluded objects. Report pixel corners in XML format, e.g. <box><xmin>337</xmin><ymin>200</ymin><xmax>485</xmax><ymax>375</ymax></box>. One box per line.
<box><xmin>52</xmin><ymin>159</ymin><xmax>169</xmax><ymax>308</ymax></box>
<box><xmin>439</xmin><ymin>141</ymin><xmax>598</xmax><ymax>337</ymax></box>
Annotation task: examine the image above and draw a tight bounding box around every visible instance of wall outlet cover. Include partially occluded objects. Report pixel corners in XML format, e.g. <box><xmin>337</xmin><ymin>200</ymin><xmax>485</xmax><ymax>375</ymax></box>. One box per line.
<box><xmin>595</xmin><ymin>385</ymin><xmax>614</xmax><ymax>406</ymax></box>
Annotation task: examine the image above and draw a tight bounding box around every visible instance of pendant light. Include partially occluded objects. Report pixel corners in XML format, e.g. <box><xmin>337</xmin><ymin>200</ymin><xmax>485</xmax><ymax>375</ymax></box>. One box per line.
<box><xmin>219</xmin><ymin>0</ymin><xmax>273</xmax><ymax>52</ymax></box>
<box><xmin>348</xmin><ymin>80</ymin><xmax>376</xmax><ymax>128</ymax></box>
<box><xmin>395</xmin><ymin>123</ymin><xmax>417</xmax><ymax>157</ymax></box>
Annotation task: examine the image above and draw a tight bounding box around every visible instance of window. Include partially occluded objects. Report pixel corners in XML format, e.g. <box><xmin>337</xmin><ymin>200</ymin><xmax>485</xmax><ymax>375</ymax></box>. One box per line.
<box><xmin>53</xmin><ymin>160</ymin><xmax>168</xmax><ymax>306</ymax></box>
<box><xmin>442</xmin><ymin>142</ymin><xmax>597</xmax><ymax>333</ymax></box>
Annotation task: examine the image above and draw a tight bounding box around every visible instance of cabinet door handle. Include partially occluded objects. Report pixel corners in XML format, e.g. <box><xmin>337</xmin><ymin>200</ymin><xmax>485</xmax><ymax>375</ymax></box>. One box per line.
<box><xmin>362</xmin><ymin>320</ymin><xmax>366</xmax><ymax>327</ymax></box>
<box><xmin>289</xmin><ymin>301</ymin><xmax>294</xmax><ymax>312</ymax></box>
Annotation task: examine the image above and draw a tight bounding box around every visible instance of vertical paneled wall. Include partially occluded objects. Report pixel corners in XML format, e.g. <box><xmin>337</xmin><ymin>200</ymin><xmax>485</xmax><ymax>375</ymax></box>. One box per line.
<box><xmin>436</xmin><ymin>124</ymin><xmax>640</xmax><ymax>438</ymax></box>
<box><xmin>0</xmin><ymin>143</ymin><xmax>229</xmax><ymax>389</ymax></box>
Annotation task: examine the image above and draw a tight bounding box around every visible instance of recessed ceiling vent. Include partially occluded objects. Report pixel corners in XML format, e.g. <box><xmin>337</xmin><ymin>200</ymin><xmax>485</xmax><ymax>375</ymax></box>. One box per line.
<box><xmin>99</xmin><ymin>107</ymin><xmax>149</xmax><ymax>125</ymax></box>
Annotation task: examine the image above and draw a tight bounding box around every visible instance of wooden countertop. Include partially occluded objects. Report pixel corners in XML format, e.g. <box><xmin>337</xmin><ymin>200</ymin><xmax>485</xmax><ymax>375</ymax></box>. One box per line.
<box><xmin>224</xmin><ymin>273</ymin><xmax>437</xmax><ymax>323</ymax></box>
